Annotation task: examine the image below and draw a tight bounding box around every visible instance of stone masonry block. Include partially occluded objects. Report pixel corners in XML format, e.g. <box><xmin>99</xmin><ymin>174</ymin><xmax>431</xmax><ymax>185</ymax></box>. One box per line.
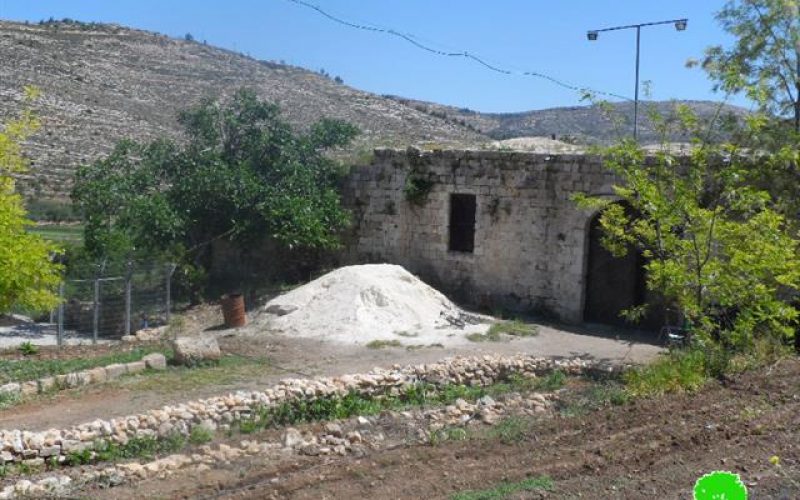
<box><xmin>125</xmin><ymin>361</ymin><xmax>147</xmax><ymax>375</ymax></box>
<box><xmin>104</xmin><ymin>364</ymin><xmax>128</xmax><ymax>380</ymax></box>
<box><xmin>142</xmin><ymin>353</ymin><xmax>167</xmax><ymax>371</ymax></box>
<box><xmin>86</xmin><ymin>367</ymin><xmax>108</xmax><ymax>384</ymax></box>
<box><xmin>20</xmin><ymin>381</ymin><xmax>38</xmax><ymax>397</ymax></box>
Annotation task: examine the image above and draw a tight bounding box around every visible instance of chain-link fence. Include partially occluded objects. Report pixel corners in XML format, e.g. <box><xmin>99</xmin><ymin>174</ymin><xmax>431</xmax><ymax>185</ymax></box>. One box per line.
<box><xmin>54</xmin><ymin>262</ymin><xmax>176</xmax><ymax>344</ymax></box>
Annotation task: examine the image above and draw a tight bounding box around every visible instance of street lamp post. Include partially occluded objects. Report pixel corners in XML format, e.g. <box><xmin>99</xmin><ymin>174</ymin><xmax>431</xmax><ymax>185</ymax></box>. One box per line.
<box><xmin>587</xmin><ymin>18</ymin><xmax>688</xmax><ymax>141</ymax></box>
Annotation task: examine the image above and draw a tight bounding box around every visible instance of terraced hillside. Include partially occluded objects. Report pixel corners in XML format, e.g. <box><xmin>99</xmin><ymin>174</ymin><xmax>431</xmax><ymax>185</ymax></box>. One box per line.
<box><xmin>0</xmin><ymin>20</ymin><xmax>487</xmax><ymax>198</ymax></box>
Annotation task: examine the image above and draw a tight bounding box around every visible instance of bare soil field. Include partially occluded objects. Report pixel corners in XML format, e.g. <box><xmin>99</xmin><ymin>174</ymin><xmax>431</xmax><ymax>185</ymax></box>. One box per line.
<box><xmin>91</xmin><ymin>358</ymin><xmax>800</xmax><ymax>499</ymax></box>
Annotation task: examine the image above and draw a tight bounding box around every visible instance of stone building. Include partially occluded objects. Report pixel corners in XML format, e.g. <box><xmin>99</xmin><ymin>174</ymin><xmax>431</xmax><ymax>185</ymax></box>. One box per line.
<box><xmin>342</xmin><ymin>148</ymin><xmax>653</xmax><ymax>328</ymax></box>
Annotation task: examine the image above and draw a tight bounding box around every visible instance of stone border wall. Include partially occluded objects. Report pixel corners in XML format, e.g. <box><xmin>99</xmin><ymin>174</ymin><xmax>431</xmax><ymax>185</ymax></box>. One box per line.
<box><xmin>0</xmin><ymin>353</ymin><xmax>166</xmax><ymax>402</ymax></box>
<box><xmin>0</xmin><ymin>355</ymin><xmax>611</xmax><ymax>464</ymax></box>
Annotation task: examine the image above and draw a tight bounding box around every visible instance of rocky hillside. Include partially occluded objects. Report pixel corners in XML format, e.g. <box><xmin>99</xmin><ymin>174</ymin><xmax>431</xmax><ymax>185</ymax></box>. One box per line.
<box><xmin>0</xmin><ymin>20</ymin><xmax>487</xmax><ymax>198</ymax></box>
<box><xmin>386</xmin><ymin>96</ymin><xmax>749</xmax><ymax>144</ymax></box>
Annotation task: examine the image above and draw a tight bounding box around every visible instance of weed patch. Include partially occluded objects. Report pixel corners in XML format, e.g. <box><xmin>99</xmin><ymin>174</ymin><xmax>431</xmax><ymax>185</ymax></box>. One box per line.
<box><xmin>452</xmin><ymin>476</ymin><xmax>553</xmax><ymax>500</ymax></box>
<box><xmin>557</xmin><ymin>380</ymin><xmax>630</xmax><ymax>417</ymax></box>
<box><xmin>18</xmin><ymin>341</ymin><xmax>38</xmax><ymax>356</ymax></box>
<box><xmin>236</xmin><ymin>382</ymin><xmax>490</xmax><ymax>435</ymax></box>
<box><xmin>468</xmin><ymin>320</ymin><xmax>538</xmax><ymax>342</ymax></box>
<box><xmin>428</xmin><ymin>426</ymin><xmax>470</xmax><ymax>446</ymax></box>
<box><xmin>189</xmin><ymin>425</ymin><xmax>214</xmax><ymax>445</ymax></box>
<box><xmin>121</xmin><ymin>355</ymin><xmax>267</xmax><ymax>393</ymax></box>
<box><xmin>365</xmin><ymin>340</ymin><xmax>402</xmax><ymax>349</ymax></box>
<box><xmin>487</xmin><ymin>416</ymin><xmax>534</xmax><ymax>444</ymax></box>
<box><xmin>624</xmin><ymin>349</ymin><xmax>708</xmax><ymax>398</ymax></box>
<box><xmin>487</xmin><ymin>320</ymin><xmax>538</xmax><ymax>338</ymax></box>
<box><xmin>533</xmin><ymin>370</ymin><xmax>566</xmax><ymax>391</ymax></box>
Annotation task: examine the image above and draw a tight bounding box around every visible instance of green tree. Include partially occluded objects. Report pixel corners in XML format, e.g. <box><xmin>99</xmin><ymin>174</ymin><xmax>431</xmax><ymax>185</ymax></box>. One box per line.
<box><xmin>575</xmin><ymin>106</ymin><xmax>800</xmax><ymax>358</ymax></box>
<box><xmin>72</xmin><ymin>89</ymin><xmax>358</xmax><ymax>299</ymax></box>
<box><xmin>699</xmin><ymin>0</ymin><xmax>800</xmax><ymax>132</ymax></box>
<box><xmin>0</xmin><ymin>87</ymin><xmax>62</xmax><ymax>313</ymax></box>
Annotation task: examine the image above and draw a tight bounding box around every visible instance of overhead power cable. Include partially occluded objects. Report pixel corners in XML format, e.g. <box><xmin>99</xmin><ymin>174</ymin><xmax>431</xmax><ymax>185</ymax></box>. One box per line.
<box><xmin>285</xmin><ymin>0</ymin><xmax>632</xmax><ymax>102</ymax></box>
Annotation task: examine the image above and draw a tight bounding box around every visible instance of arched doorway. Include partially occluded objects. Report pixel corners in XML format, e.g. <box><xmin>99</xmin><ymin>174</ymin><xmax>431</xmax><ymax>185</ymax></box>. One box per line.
<box><xmin>583</xmin><ymin>205</ymin><xmax>652</xmax><ymax>328</ymax></box>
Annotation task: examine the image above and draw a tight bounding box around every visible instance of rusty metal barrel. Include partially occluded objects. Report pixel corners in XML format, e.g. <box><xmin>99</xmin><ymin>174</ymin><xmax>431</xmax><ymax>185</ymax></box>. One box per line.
<box><xmin>221</xmin><ymin>293</ymin><xmax>247</xmax><ymax>328</ymax></box>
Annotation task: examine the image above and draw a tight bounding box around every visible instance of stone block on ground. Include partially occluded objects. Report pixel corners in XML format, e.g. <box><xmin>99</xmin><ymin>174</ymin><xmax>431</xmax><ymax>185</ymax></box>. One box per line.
<box><xmin>20</xmin><ymin>381</ymin><xmax>38</xmax><ymax>397</ymax></box>
<box><xmin>0</xmin><ymin>383</ymin><xmax>20</xmax><ymax>398</ymax></box>
<box><xmin>172</xmin><ymin>335</ymin><xmax>221</xmax><ymax>366</ymax></box>
<box><xmin>37</xmin><ymin>377</ymin><xmax>55</xmax><ymax>393</ymax></box>
<box><xmin>86</xmin><ymin>367</ymin><xmax>107</xmax><ymax>384</ymax></box>
<box><xmin>142</xmin><ymin>353</ymin><xmax>167</xmax><ymax>371</ymax></box>
<box><xmin>104</xmin><ymin>364</ymin><xmax>128</xmax><ymax>379</ymax></box>
<box><xmin>126</xmin><ymin>361</ymin><xmax>146</xmax><ymax>374</ymax></box>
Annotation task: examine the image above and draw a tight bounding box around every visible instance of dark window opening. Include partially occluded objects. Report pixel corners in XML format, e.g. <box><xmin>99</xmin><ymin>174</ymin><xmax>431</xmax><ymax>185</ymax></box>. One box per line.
<box><xmin>449</xmin><ymin>194</ymin><xmax>476</xmax><ymax>253</ymax></box>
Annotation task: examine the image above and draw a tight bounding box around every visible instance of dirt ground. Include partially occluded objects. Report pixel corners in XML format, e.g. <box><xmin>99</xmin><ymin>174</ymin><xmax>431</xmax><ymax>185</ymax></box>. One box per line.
<box><xmin>96</xmin><ymin>358</ymin><xmax>800</xmax><ymax>500</ymax></box>
<box><xmin>0</xmin><ymin>305</ymin><xmax>660</xmax><ymax>431</ymax></box>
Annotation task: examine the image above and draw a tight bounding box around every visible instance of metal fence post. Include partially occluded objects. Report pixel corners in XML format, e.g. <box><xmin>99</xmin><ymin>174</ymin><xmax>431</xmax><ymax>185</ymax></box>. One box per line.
<box><xmin>92</xmin><ymin>277</ymin><xmax>100</xmax><ymax>345</ymax></box>
<box><xmin>125</xmin><ymin>261</ymin><xmax>133</xmax><ymax>337</ymax></box>
<box><xmin>57</xmin><ymin>281</ymin><xmax>64</xmax><ymax>347</ymax></box>
<box><xmin>165</xmin><ymin>263</ymin><xmax>176</xmax><ymax>325</ymax></box>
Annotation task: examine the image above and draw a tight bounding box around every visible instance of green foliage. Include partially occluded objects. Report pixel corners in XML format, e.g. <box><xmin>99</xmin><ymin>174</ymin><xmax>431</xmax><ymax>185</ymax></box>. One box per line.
<box><xmin>365</xmin><ymin>339</ymin><xmax>402</xmax><ymax>349</ymax></box>
<box><xmin>451</xmin><ymin>476</ymin><xmax>554</xmax><ymax>500</ymax></box>
<box><xmin>624</xmin><ymin>349</ymin><xmax>709</xmax><ymax>398</ymax></box>
<box><xmin>698</xmin><ymin>0</ymin><xmax>800</xmax><ymax>132</ymax></box>
<box><xmin>486</xmin><ymin>416</ymin><xmax>534</xmax><ymax>444</ymax></box>
<box><xmin>428</xmin><ymin>426</ymin><xmax>470</xmax><ymax>446</ymax></box>
<box><xmin>403</xmin><ymin>170</ymin><xmax>435</xmax><ymax>206</ymax></box>
<box><xmin>575</xmin><ymin>105</ymin><xmax>800</xmax><ymax>364</ymax></box>
<box><xmin>468</xmin><ymin>320</ymin><xmax>538</xmax><ymax>342</ymax></box>
<box><xmin>89</xmin><ymin>432</ymin><xmax>186</xmax><ymax>463</ymax></box>
<box><xmin>0</xmin><ymin>87</ymin><xmax>63</xmax><ymax>313</ymax></box>
<box><xmin>72</xmin><ymin>89</ymin><xmax>359</xmax><ymax>292</ymax></box>
<box><xmin>486</xmin><ymin>320</ymin><xmax>538</xmax><ymax>338</ymax></box>
<box><xmin>188</xmin><ymin>425</ymin><xmax>214</xmax><ymax>445</ymax></box>
<box><xmin>236</xmin><ymin>382</ymin><xmax>490</xmax><ymax>435</ymax></box>
<box><xmin>0</xmin><ymin>391</ymin><xmax>20</xmax><ymax>410</ymax></box>
<box><xmin>533</xmin><ymin>370</ymin><xmax>566</xmax><ymax>392</ymax></box>
<box><xmin>17</xmin><ymin>341</ymin><xmax>38</xmax><ymax>356</ymax></box>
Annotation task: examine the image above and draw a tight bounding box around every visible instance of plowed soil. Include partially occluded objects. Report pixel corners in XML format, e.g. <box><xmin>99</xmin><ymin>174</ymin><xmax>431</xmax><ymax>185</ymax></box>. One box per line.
<box><xmin>101</xmin><ymin>358</ymin><xmax>800</xmax><ymax>499</ymax></box>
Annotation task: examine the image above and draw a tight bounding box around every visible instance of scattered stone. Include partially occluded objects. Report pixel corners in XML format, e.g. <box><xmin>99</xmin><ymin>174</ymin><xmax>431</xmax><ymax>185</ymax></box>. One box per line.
<box><xmin>172</xmin><ymin>335</ymin><xmax>221</xmax><ymax>366</ymax></box>
<box><xmin>323</xmin><ymin>422</ymin><xmax>343</xmax><ymax>437</ymax></box>
<box><xmin>282</xmin><ymin>428</ymin><xmax>305</xmax><ymax>449</ymax></box>
<box><xmin>478</xmin><ymin>395</ymin><xmax>496</xmax><ymax>407</ymax></box>
<box><xmin>142</xmin><ymin>353</ymin><xmax>167</xmax><ymax>371</ymax></box>
<box><xmin>299</xmin><ymin>443</ymin><xmax>321</xmax><ymax>456</ymax></box>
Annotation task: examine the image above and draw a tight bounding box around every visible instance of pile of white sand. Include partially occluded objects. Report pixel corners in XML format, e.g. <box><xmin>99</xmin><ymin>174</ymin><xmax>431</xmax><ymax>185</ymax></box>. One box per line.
<box><xmin>259</xmin><ymin>264</ymin><xmax>490</xmax><ymax>346</ymax></box>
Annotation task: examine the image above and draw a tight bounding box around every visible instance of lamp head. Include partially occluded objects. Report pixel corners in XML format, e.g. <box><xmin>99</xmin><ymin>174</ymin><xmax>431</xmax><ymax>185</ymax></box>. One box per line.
<box><xmin>587</xmin><ymin>31</ymin><xmax>598</xmax><ymax>41</ymax></box>
<box><xmin>675</xmin><ymin>19</ymin><xmax>688</xmax><ymax>31</ymax></box>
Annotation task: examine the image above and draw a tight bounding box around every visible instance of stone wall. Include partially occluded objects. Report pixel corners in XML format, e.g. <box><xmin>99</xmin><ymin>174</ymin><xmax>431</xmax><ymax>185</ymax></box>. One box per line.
<box><xmin>342</xmin><ymin>148</ymin><xmax>620</xmax><ymax>323</ymax></box>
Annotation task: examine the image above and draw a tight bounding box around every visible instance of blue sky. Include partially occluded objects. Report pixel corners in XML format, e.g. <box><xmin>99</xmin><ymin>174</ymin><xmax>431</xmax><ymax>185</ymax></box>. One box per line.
<box><xmin>0</xmin><ymin>1</ymin><xmax>744</xmax><ymax>113</ymax></box>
